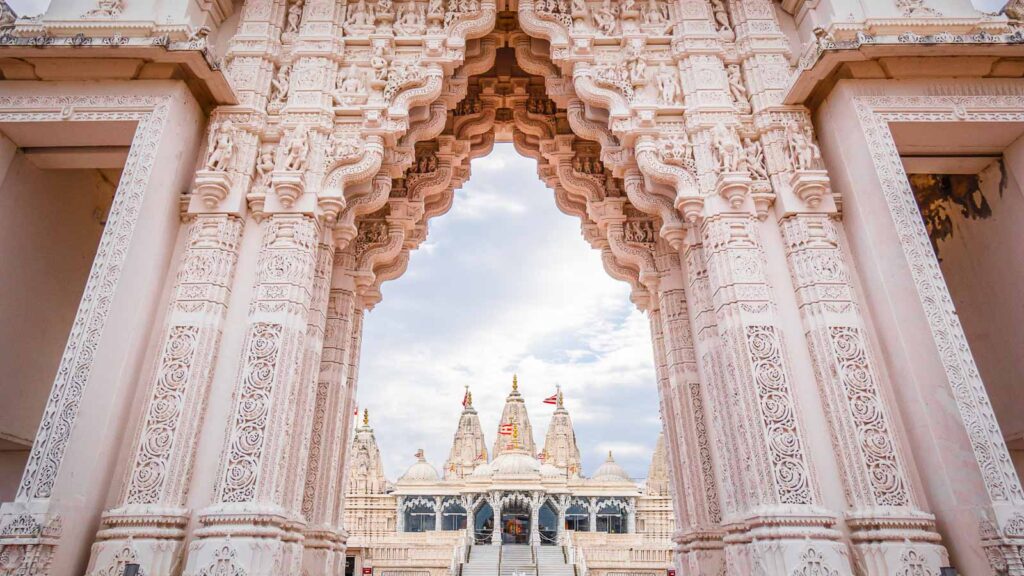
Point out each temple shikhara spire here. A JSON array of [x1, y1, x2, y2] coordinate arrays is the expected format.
[[492, 374, 537, 457], [1, 0, 1021, 574], [542, 385, 582, 477], [443, 386, 488, 479]]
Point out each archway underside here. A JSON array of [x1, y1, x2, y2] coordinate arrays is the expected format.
[[17, 1, 1020, 576]]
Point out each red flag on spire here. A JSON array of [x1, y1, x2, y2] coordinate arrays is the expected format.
[[498, 423, 514, 436], [543, 393, 558, 405], [462, 389, 469, 408]]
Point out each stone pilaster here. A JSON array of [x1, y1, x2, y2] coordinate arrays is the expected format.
[[696, 212, 848, 573], [86, 214, 244, 576], [183, 213, 322, 576], [301, 286, 357, 576], [777, 212, 949, 572], [656, 274, 727, 573]]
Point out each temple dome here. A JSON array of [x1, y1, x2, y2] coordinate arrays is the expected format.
[[399, 449, 439, 482], [470, 461, 494, 478], [591, 451, 631, 482], [540, 462, 565, 479], [490, 450, 541, 477]]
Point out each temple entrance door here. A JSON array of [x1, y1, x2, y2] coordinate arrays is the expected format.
[[474, 503, 493, 545], [501, 503, 531, 544]]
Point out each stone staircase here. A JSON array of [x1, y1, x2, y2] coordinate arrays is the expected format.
[[536, 546, 575, 576], [461, 544, 499, 576], [500, 544, 535, 576], [458, 545, 575, 576]]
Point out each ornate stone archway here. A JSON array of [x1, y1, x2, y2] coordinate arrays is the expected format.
[[1, 0, 1022, 575]]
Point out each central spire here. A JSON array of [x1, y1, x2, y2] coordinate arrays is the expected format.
[[493, 374, 537, 457]]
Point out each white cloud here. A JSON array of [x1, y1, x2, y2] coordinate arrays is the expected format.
[[360, 144, 661, 481]]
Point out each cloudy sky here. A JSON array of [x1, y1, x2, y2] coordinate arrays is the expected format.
[[358, 145, 661, 480]]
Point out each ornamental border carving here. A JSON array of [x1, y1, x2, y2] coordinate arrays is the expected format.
[[0, 93, 173, 502], [853, 89, 1024, 514]]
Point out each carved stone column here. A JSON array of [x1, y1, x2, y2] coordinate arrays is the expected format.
[[777, 210, 949, 572], [530, 494, 541, 546], [588, 497, 597, 533], [435, 497, 444, 532], [695, 211, 848, 573], [396, 496, 406, 533], [490, 493, 502, 545], [655, 264, 727, 573], [85, 214, 244, 576], [182, 213, 323, 576], [301, 285, 357, 576]]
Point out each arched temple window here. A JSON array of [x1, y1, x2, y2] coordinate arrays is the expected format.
[[474, 502, 494, 544], [539, 502, 558, 544], [565, 501, 589, 532], [441, 499, 467, 531], [596, 499, 628, 534], [403, 498, 436, 532]]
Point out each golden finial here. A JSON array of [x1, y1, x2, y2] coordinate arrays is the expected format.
[[512, 373, 519, 392], [607, 450, 614, 460], [511, 422, 520, 449], [363, 408, 369, 426]]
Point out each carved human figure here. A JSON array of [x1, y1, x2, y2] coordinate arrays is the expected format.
[[205, 120, 234, 172], [622, 0, 637, 12], [571, 0, 587, 12], [371, 45, 390, 81], [428, 0, 444, 16], [711, 122, 744, 173], [661, 133, 693, 167], [626, 50, 647, 86], [285, 0, 303, 33], [787, 122, 822, 170], [279, 126, 310, 172], [256, 148, 275, 187], [594, 0, 618, 35], [346, 0, 375, 27], [337, 64, 365, 96], [270, 63, 291, 104], [642, 0, 668, 24], [743, 137, 769, 180], [710, 0, 733, 39], [726, 64, 748, 107], [655, 64, 681, 105], [395, 2, 425, 35]]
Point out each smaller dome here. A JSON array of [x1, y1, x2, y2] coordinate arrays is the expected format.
[[490, 451, 541, 477], [540, 463, 564, 479], [591, 451, 631, 482], [470, 461, 494, 478], [400, 449, 439, 482]]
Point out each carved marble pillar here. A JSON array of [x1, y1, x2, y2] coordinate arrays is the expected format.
[[627, 499, 637, 534], [588, 497, 597, 533], [555, 497, 567, 545], [302, 285, 357, 576], [182, 213, 322, 576], [695, 212, 849, 573], [530, 494, 541, 546], [777, 212, 949, 572], [655, 268, 727, 572], [396, 496, 406, 533], [435, 497, 444, 532], [490, 494, 502, 545], [85, 214, 244, 576]]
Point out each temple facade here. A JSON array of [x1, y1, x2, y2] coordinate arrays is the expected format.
[[1, 0, 1024, 574], [341, 380, 676, 575]]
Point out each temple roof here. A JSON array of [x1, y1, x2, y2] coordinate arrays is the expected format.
[[644, 432, 671, 496]]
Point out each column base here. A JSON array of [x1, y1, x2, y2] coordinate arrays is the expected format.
[[0, 500, 62, 576], [301, 525, 348, 576], [846, 511, 949, 575], [722, 507, 852, 575], [86, 506, 190, 576], [183, 503, 306, 576], [675, 529, 726, 576]]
